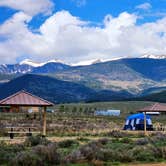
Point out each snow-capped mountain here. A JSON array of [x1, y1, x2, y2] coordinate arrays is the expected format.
[[0, 63, 33, 74], [20, 59, 66, 67], [71, 57, 126, 66], [71, 59, 103, 66], [0, 54, 166, 75], [1, 56, 166, 99], [19, 59, 43, 67], [141, 54, 166, 59], [0, 59, 69, 74]]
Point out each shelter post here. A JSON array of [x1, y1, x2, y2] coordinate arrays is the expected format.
[[43, 106, 47, 136], [144, 112, 147, 136]]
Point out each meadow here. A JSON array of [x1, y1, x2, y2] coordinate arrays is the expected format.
[[0, 101, 166, 166], [0, 101, 156, 137]]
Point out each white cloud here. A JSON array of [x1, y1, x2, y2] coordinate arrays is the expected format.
[[0, 0, 54, 16], [136, 2, 152, 10], [0, 10, 166, 64]]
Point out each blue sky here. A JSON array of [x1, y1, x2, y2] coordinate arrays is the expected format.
[[1, 0, 166, 27], [55, 0, 165, 22], [0, 0, 165, 64]]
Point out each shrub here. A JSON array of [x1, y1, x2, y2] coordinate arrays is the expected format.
[[33, 143, 61, 165], [24, 135, 50, 147], [66, 141, 102, 163], [135, 138, 149, 145], [107, 130, 130, 138], [131, 146, 156, 162], [120, 137, 133, 144], [77, 137, 90, 142], [101, 148, 133, 162], [116, 150, 133, 162], [0, 142, 25, 164], [58, 139, 79, 148], [0, 127, 6, 137], [10, 151, 42, 166], [150, 133, 166, 144], [0, 149, 15, 164], [11, 143, 61, 166], [65, 149, 84, 163], [98, 138, 109, 145]]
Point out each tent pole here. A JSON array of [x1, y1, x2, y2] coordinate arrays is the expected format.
[[43, 107, 46, 136], [144, 112, 147, 136]]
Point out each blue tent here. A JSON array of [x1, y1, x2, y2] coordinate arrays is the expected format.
[[123, 113, 153, 131]]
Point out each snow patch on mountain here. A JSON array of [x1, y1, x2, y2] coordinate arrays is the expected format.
[[20, 59, 65, 67], [71, 57, 127, 66], [20, 59, 43, 67], [141, 54, 166, 59], [71, 59, 103, 66]]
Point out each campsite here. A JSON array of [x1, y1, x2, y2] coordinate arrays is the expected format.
[[1, 93, 166, 165], [0, 0, 166, 165]]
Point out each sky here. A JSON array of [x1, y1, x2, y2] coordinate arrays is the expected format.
[[0, 0, 166, 64]]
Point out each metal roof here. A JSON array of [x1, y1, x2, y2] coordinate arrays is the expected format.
[[0, 90, 54, 106], [138, 103, 166, 112]]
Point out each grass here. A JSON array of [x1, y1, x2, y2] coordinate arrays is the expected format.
[[1, 101, 166, 138], [0, 101, 166, 165], [1, 133, 166, 165]]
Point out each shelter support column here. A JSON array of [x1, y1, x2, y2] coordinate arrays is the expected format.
[[144, 112, 147, 136], [43, 107, 46, 136]]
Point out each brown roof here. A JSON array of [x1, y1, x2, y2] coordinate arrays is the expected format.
[[138, 103, 166, 112], [0, 90, 54, 106]]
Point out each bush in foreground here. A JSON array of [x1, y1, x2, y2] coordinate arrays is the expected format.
[[2, 134, 166, 165]]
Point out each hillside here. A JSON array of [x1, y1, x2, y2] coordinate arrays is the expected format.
[[0, 58, 166, 96], [0, 74, 132, 103], [138, 90, 166, 103], [32, 62, 71, 73], [0, 74, 95, 103], [122, 58, 166, 81], [54, 58, 166, 94]]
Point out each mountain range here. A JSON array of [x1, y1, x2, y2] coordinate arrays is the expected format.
[[0, 54, 166, 103], [0, 74, 132, 103]]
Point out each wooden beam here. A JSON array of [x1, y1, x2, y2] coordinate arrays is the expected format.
[[144, 112, 147, 136], [42, 107, 46, 136]]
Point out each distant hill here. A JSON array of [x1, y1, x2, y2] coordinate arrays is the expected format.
[[0, 74, 132, 103], [0, 74, 95, 103], [0, 57, 166, 97], [0, 64, 33, 74], [122, 58, 166, 81], [53, 58, 166, 94], [0, 59, 71, 74], [141, 86, 166, 96], [54, 58, 166, 94], [32, 62, 71, 73], [137, 90, 166, 103]]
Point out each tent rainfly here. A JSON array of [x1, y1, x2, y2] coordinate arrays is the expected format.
[[124, 113, 153, 131], [0, 90, 54, 136], [138, 103, 166, 135]]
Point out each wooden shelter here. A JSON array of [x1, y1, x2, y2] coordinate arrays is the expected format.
[[0, 90, 54, 136], [138, 103, 166, 135]]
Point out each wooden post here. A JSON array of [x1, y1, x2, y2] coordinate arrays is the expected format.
[[144, 112, 147, 136], [43, 107, 46, 136]]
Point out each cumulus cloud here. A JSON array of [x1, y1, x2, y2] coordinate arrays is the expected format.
[[0, 0, 54, 16], [0, 10, 166, 64], [136, 2, 152, 10]]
